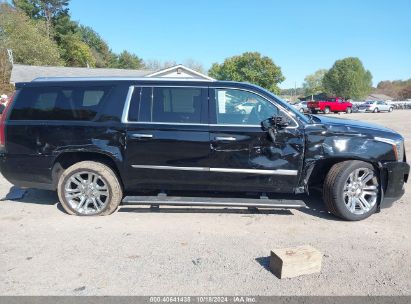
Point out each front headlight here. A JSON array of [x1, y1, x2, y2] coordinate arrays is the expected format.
[[396, 140, 405, 162], [374, 137, 404, 161]]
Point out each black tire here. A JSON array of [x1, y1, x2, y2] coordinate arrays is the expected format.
[[324, 107, 331, 114], [299, 108, 305, 113], [323, 160, 379, 221], [389, 107, 393, 112], [346, 107, 352, 114], [373, 107, 379, 113], [57, 161, 123, 216]]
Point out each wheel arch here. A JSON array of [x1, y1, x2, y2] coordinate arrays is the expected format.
[[51, 151, 123, 190], [307, 157, 380, 186], [305, 157, 384, 210]]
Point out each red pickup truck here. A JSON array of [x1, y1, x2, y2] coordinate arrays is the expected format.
[[307, 97, 352, 114]]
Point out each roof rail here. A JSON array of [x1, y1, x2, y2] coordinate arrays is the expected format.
[[32, 76, 215, 82]]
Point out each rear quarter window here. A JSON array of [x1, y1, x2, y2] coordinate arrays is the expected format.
[[10, 86, 112, 121]]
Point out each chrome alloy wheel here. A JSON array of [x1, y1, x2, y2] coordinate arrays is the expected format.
[[343, 168, 378, 215], [64, 171, 110, 215]]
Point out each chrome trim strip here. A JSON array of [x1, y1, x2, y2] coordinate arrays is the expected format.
[[209, 168, 298, 175], [131, 165, 209, 172], [131, 165, 298, 175], [121, 86, 135, 123], [373, 136, 396, 145], [215, 136, 237, 141], [131, 133, 153, 139], [121, 86, 300, 129]]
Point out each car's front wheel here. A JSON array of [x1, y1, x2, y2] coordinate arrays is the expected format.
[[346, 107, 352, 114], [324, 107, 331, 114], [57, 161, 123, 216], [323, 161, 379, 221]]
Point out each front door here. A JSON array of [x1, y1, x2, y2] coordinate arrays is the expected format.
[[123, 86, 210, 192], [208, 88, 304, 193]]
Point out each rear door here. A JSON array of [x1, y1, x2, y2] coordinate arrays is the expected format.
[[207, 88, 304, 193], [123, 85, 211, 191]]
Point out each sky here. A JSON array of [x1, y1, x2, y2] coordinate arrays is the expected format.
[[69, 0, 411, 88]]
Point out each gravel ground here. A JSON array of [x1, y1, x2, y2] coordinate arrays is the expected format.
[[0, 111, 410, 296]]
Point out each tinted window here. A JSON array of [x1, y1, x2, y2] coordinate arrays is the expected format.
[[10, 86, 112, 121], [152, 87, 203, 123], [215, 89, 279, 125]]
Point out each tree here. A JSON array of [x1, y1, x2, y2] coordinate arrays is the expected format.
[[0, 3, 62, 66], [115, 51, 144, 69], [12, 0, 40, 18], [323, 57, 372, 99], [399, 85, 411, 100], [303, 69, 327, 97], [208, 52, 284, 94], [59, 34, 95, 67], [12, 0, 69, 37], [78, 25, 114, 68]]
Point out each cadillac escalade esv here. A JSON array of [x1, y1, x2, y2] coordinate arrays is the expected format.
[[0, 78, 409, 221]]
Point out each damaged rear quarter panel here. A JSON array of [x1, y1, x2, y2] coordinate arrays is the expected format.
[[4, 120, 126, 185]]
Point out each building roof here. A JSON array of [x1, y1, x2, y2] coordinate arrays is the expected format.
[[10, 64, 152, 83], [10, 64, 213, 83], [146, 64, 214, 81], [366, 93, 394, 101]]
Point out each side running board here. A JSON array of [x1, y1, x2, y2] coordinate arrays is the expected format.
[[122, 195, 306, 209]]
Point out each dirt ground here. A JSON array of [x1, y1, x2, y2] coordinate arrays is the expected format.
[[0, 111, 410, 296]]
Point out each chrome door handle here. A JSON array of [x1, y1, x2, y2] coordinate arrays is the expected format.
[[130, 133, 153, 139], [215, 136, 237, 141]]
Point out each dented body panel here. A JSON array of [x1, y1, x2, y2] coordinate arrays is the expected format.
[[0, 79, 408, 210]]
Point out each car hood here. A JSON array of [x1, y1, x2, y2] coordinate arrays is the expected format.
[[312, 115, 403, 140]]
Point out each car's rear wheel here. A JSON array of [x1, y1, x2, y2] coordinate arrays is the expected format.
[[324, 107, 331, 114], [389, 107, 393, 112], [57, 161, 123, 216], [323, 161, 379, 221]]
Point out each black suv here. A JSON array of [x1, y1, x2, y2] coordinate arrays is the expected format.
[[0, 78, 409, 220]]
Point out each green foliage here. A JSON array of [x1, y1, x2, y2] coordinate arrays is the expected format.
[[13, 0, 69, 37], [0, 3, 62, 66], [115, 51, 144, 69], [208, 52, 285, 94], [323, 57, 372, 99], [303, 69, 327, 95], [12, 0, 40, 18], [59, 34, 96, 67], [78, 25, 114, 68]]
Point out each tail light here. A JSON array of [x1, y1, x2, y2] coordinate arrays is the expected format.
[[0, 93, 15, 151]]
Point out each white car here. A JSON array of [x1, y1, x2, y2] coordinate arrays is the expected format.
[[236, 102, 255, 114], [358, 101, 393, 113], [293, 101, 309, 113]]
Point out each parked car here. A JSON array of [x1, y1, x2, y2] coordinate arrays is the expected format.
[[307, 97, 353, 114], [358, 101, 394, 113], [235, 101, 255, 114], [292, 101, 309, 113], [0, 78, 409, 221]]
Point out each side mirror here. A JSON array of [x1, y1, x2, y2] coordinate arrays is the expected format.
[[261, 116, 289, 131]]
